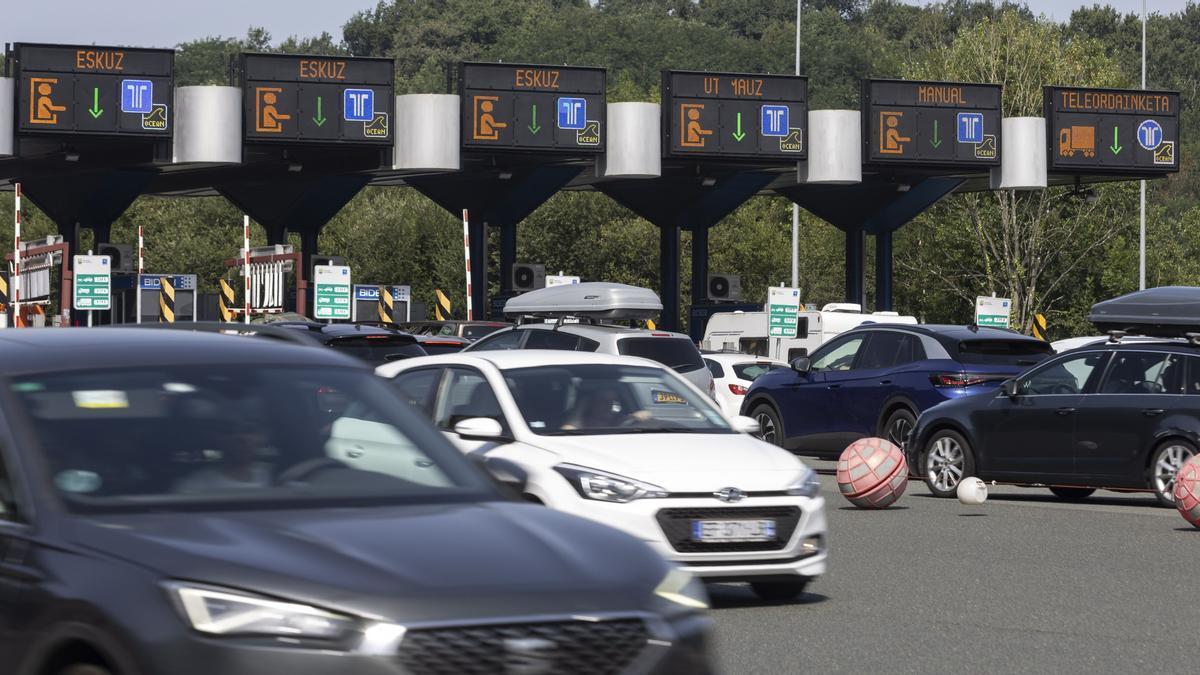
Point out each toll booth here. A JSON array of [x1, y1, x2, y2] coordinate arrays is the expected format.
[[352, 285, 412, 323], [110, 274, 198, 323]]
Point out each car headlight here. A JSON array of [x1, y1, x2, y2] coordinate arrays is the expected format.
[[654, 567, 709, 611], [554, 464, 669, 503], [164, 582, 356, 639], [786, 467, 821, 498]]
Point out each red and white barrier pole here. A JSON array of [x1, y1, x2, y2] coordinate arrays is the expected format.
[[462, 209, 473, 321], [13, 183, 21, 327], [138, 225, 144, 275], [243, 216, 251, 324]]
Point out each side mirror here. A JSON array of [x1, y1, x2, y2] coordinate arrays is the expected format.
[[730, 415, 761, 435], [454, 417, 505, 441], [469, 454, 528, 495], [790, 356, 812, 375], [1000, 379, 1019, 399]]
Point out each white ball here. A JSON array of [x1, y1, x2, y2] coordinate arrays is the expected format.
[[956, 477, 988, 505]]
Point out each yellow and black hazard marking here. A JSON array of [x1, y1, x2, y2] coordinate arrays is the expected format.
[[378, 287, 395, 324], [1032, 313, 1048, 341], [434, 289, 452, 321], [219, 278, 236, 322], [0, 272, 9, 312], [159, 276, 175, 323]]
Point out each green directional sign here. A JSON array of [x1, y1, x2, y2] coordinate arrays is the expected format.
[[314, 265, 352, 320], [768, 286, 801, 339], [73, 255, 112, 310]]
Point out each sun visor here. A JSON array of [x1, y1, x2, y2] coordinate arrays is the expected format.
[[1088, 286, 1200, 337], [504, 282, 663, 320]]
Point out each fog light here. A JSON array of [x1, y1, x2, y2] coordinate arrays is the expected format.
[[801, 535, 823, 554]]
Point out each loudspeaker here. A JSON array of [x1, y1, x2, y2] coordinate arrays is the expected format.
[[511, 263, 546, 291], [707, 274, 742, 301]]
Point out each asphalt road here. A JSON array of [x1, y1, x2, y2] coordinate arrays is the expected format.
[[709, 459, 1197, 674]]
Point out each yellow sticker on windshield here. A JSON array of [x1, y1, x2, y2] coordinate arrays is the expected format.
[[72, 390, 129, 409], [652, 390, 687, 405]]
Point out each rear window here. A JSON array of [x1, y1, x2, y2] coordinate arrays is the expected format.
[[329, 336, 427, 365], [954, 339, 1052, 366], [617, 337, 705, 373], [732, 362, 785, 381], [463, 324, 506, 340]]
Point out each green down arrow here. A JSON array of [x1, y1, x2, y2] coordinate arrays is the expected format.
[[88, 87, 103, 119], [732, 112, 746, 142], [313, 96, 327, 127], [930, 119, 942, 148], [529, 104, 541, 134], [1109, 126, 1123, 155]]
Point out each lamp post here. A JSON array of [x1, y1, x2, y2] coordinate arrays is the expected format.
[[791, 0, 801, 289], [1139, 0, 1147, 290]]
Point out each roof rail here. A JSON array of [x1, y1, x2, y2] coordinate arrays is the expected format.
[[1106, 329, 1126, 343]]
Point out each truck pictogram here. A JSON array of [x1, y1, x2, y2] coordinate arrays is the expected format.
[[1058, 125, 1095, 158]]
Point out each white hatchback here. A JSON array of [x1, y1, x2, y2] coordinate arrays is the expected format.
[[702, 353, 789, 418], [377, 350, 827, 601]]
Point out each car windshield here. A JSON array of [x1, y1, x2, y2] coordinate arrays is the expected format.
[[328, 336, 426, 365], [732, 362, 785, 381], [616, 337, 706, 373], [503, 364, 732, 436], [12, 365, 494, 513], [954, 339, 1053, 366]]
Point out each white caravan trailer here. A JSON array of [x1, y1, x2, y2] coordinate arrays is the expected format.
[[702, 303, 918, 362]]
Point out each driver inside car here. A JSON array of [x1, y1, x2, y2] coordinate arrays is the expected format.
[[175, 422, 273, 492], [562, 385, 651, 430]]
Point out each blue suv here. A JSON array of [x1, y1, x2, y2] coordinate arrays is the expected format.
[[741, 325, 1052, 456]]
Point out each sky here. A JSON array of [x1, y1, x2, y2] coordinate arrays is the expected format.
[[0, 1, 1193, 50]]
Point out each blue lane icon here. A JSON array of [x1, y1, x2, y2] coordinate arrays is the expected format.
[[761, 105, 789, 137], [121, 80, 153, 114], [557, 98, 586, 130], [1137, 119, 1163, 150], [957, 112, 983, 143], [344, 89, 374, 122]]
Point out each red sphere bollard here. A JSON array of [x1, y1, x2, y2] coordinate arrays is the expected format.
[[836, 437, 908, 509], [1173, 455, 1200, 528]]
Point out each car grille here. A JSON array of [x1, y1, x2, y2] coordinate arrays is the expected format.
[[656, 506, 802, 553], [396, 618, 647, 675]]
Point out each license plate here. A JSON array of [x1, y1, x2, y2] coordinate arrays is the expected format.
[[691, 519, 776, 542]]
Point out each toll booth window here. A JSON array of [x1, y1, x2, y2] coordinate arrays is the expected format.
[[9, 366, 491, 510], [796, 317, 809, 339]]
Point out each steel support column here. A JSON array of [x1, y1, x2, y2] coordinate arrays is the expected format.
[[691, 224, 708, 306], [846, 228, 865, 308], [499, 222, 518, 295], [468, 217, 488, 320], [875, 230, 893, 311], [660, 225, 681, 331]]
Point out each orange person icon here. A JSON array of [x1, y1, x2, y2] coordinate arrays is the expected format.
[[473, 96, 506, 141], [880, 111, 910, 154], [29, 77, 66, 125], [680, 104, 712, 148], [255, 87, 290, 133]]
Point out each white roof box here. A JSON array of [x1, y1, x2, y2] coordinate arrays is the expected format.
[[821, 303, 863, 313], [504, 282, 662, 320]]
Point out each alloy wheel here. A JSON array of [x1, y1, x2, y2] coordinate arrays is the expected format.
[[887, 416, 912, 448], [927, 436, 965, 493], [755, 412, 776, 445], [1153, 443, 1195, 503]]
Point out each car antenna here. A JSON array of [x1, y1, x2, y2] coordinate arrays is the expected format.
[[1106, 330, 1126, 344]]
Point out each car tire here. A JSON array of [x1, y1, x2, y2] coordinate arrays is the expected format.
[[59, 666, 114, 675], [750, 579, 809, 602], [750, 404, 784, 448], [922, 429, 976, 498], [880, 407, 917, 448], [1048, 486, 1095, 501], [1148, 439, 1197, 507]]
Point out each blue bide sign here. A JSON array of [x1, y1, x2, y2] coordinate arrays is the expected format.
[[761, 105, 789, 137], [1137, 119, 1163, 150], [557, 98, 586, 130], [121, 80, 153, 114], [344, 89, 374, 122], [957, 112, 984, 143]]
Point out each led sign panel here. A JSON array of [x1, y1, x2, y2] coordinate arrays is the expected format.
[[460, 63, 606, 153], [662, 70, 808, 160], [1044, 86, 1180, 174], [863, 79, 1001, 167]]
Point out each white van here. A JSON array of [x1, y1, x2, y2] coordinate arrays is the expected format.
[[702, 303, 918, 362]]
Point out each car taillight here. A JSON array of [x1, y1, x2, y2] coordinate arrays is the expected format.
[[930, 373, 990, 387], [729, 383, 748, 396]]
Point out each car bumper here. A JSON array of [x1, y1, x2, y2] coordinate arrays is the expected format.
[[547, 493, 828, 582]]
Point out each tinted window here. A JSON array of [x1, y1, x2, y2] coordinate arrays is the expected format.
[[1100, 352, 1184, 394], [786, 348, 808, 361], [470, 329, 524, 351], [328, 336, 426, 365], [390, 368, 442, 414], [617, 337, 705, 373], [1019, 352, 1107, 395], [857, 332, 915, 370], [739, 338, 769, 357], [433, 368, 507, 433], [811, 335, 866, 372], [1187, 356, 1200, 395], [462, 324, 506, 340], [704, 359, 725, 379], [524, 330, 582, 351], [0, 447, 18, 521], [732, 362, 785, 381], [955, 339, 1052, 366]]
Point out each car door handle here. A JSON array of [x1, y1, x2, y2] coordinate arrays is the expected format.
[[827, 384, 841, 390], [1056, 407, 1076, 416], [879, 380, 892, 385], [1142, 408, 1165, 417]]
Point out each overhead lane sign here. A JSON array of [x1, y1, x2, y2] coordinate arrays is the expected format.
[[239, 53, 393, 144], [1044, 86, 1179, 174], [460, 62, 606, 153], [863, 79, 1001, 168], [662, 70, 808, 160], [13, 43, 173, 137]]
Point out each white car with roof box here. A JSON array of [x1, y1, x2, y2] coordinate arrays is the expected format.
[[466, 282, 716, 397], [377, 350, 828, 601]]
